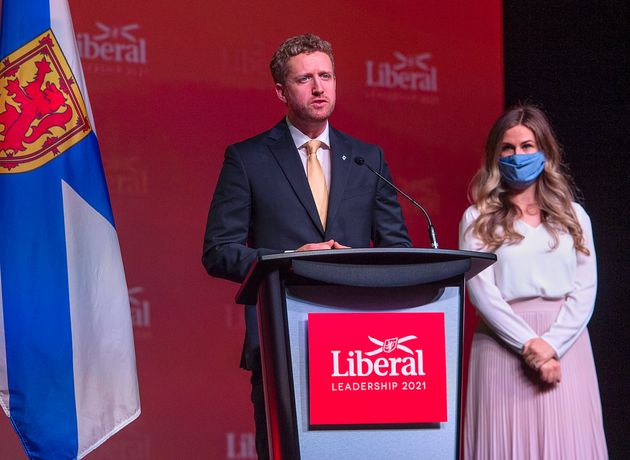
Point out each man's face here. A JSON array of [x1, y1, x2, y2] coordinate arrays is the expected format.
[[275, 51, 336, 134]]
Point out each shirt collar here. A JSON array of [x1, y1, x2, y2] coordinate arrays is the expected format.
[[286, 116, 330, 150]]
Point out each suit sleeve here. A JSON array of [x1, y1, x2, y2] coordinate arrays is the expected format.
[[371, 150, 412, 248], [202, 145, 280, 283]]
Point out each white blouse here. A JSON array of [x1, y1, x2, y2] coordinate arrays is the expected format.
[[459, 203, 597, 357]]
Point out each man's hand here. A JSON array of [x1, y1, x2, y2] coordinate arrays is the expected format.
[[296, 240, 350, 251], [522, 337, 556, 370]]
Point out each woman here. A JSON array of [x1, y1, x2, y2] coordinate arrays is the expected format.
[[459, 104, 607, 459]]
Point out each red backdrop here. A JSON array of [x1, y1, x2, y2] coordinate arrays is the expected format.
[[0, 1, 503, 458]]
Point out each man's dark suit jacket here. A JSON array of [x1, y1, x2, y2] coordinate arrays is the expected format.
[[202, 118, 411, 368]]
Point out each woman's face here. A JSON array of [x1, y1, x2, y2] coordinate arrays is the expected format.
[[499, 124, 538, 157]]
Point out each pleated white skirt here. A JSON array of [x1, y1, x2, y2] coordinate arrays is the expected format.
[[464, 298, 608, 460]]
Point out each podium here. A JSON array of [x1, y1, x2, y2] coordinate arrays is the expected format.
[[237, 248, 495, 460]]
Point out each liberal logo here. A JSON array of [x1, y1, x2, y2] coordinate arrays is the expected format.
[[331, 334, 425, 377], [0, 31, 91, 173], [129, 286, 151, 329], [77, 22, 147, 64], [308, 312, 447, 425], [366, 51, 438, 92], [367, 335, 417, 355]]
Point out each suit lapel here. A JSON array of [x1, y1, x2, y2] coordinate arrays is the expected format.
[[326, 127, 353, 233], [267, 120, 325, 235]]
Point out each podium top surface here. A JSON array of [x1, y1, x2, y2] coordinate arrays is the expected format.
[[236, 247, 495, 304]]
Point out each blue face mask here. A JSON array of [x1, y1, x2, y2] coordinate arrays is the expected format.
[[498, 152, 545, 189]]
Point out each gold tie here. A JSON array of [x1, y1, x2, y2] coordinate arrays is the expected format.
[[304, 139, 328, 229]]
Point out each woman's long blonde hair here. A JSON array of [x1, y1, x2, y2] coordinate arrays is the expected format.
[[468, 104, 589, 254]]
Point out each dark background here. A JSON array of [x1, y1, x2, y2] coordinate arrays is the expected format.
[[504, 2, 629, 457]]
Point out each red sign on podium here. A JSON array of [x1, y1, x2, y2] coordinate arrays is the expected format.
[[308, 312, 447, 425]]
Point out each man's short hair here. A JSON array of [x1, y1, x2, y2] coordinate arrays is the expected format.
[[270, 33, 334, 84]]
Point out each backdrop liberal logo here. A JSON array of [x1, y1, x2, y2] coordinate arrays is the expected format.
[[308, 312, 447, 426], [366, 51, 438, 92], [226, 432, 256, 459], [77, 22, 147, 64], [129, 286, 152, 340]]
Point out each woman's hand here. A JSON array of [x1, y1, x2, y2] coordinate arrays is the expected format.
[[522, 337, 556, 370], [538, 358, 561, 384]]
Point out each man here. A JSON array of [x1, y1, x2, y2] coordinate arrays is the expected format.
[[202, 33, 411, 459]]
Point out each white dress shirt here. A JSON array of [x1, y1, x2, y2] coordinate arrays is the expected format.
[[459, 202, 597, 357], [286, 118, 331, 189]]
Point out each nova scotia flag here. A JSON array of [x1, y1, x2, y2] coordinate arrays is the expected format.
[[0, 0, 140, 458]]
